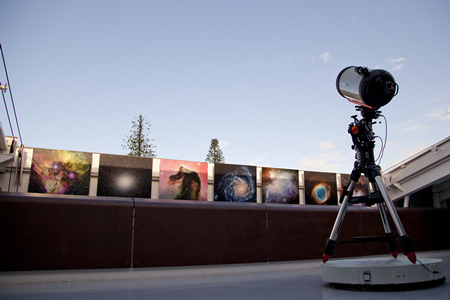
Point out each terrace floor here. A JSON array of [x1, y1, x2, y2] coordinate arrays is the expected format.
[[1, 250, 449, 300]]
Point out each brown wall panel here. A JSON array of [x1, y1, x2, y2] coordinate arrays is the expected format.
[[356, 207, 450, 257], [133, 199, 268, 267], [0, 193, 133, 271], [396, 208, 450, 252], [266, 205, 364, 261], [1, 193, 449, 272], [357, 207, 398, 256]]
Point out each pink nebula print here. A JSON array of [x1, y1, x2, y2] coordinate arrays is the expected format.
[[28, 149, 91, 195], [159, 159, 208, 201]]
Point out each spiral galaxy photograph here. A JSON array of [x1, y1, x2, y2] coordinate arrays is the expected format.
[[261, 167, 299, 204], [97, 154, 152, 198], [159, 159, 208, 201], [28, 148, 91, 195], [304, 171, 337, 205], [214, 163, 257, 202]]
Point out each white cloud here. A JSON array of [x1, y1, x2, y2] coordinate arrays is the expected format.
[[286, 57, 293, 60], [391, 64, 403, 72], [391, 116, 423, 129], [401, 125, 423, 132], [248, 155, 266, 165], [382, 57, 407, 72], [415, 91, 450, 108], [319, 141, 335, 151], [320, 52, 332, 63], [298, 51, 310, 60], [386, 143, 430, 167], [390, 116, 430, 133], [297, 154, 343, 172], [297, 141, 345, 172], [297, 157, 327, 170], [428, 107, 450, 121], [219, 140, 229, 148], [302, 51, 332, 62], [385, 58, 407, 64]]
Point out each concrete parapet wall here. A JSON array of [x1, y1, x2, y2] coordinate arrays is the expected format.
[[1, 193, 449, 272]]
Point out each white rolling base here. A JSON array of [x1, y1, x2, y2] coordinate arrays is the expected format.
[[321, 257, 445, 286]]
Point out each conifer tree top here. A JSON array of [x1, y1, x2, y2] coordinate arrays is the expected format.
[[205, 138, 225, 163]]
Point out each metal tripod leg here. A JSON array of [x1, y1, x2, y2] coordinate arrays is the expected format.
[[322, 180, 355, 263], [372, 182, 398, 257], [322, 175, 416, 264], [374, 176, 416, 263], [377, 203, 398, 257]]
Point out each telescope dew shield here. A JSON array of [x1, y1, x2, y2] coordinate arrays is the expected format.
[[336, 66, 398, 109]]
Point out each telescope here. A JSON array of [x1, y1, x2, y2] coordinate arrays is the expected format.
[[322, 65, 416, 265], [336, 66, 398, 109]]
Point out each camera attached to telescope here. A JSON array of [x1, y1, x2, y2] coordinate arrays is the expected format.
[[336, 66, 398, 109]]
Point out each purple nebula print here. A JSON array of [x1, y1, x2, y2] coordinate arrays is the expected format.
[[262, 168, 299, 204]]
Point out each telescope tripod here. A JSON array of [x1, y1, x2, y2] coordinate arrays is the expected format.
[[322, 107, 416, 264]]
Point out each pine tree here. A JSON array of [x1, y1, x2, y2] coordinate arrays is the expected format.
[[122, 115, 156, 157], [205, 138, 225, 163]]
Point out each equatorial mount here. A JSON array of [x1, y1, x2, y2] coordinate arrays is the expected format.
[[322, 106, 416, 265], [348, 106, 382, 182]]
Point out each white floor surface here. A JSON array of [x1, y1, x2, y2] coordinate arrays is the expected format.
[[1, 250, 449, 300]]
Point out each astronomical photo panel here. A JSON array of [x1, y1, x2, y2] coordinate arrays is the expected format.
[[261, 167, 299, 204], [304, 171, 337, 205], [214, 163, 257, 202], [159, 159, 208, 201], [97, 154, 152, 198], [28, 148, 91, 195], [340, 173, 370, 206]]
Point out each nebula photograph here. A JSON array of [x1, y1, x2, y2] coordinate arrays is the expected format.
[[261, 167, 299, 204], [340, 173, 370, 206], [97, 154, 152, 198], [214, 163, 257, 202], [28, 148, 91, 195], [159, 159, 208, 201], [304, 171, 337, 205]]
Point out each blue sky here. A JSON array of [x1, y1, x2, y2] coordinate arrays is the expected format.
[[1, 0, 449, 173]]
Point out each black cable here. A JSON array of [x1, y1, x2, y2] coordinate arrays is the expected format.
[[0, 43, 23, 145], [1, 89, 15, 139], [374, 135, 384, 163], [15, 144, 25, 192], [416, 258, 440, 274], [375, 114, 388, 165], [382, 114, 388, 155], [1, 87, 15, 192]]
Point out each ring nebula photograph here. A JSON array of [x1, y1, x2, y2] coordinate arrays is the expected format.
[[261, 167, 299, 204], [28, 148, 91, 195], [304, 171, 337, 205], [214, 163, 257, 202]]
